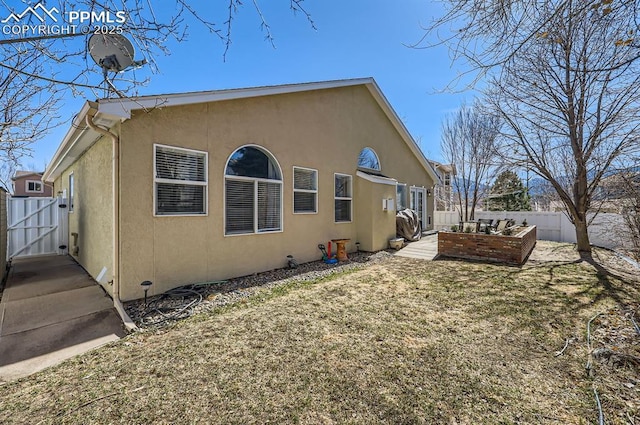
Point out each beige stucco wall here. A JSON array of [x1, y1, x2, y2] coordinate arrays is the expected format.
[[354, 175, 397, 252], [53, 133, 114, 295], [118, 85, 435, 300]]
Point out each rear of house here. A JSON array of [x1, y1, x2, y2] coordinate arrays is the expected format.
[[44, 78, 438, 302]]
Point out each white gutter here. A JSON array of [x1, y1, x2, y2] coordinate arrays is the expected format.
[[42, 102, 94, 183], [85, 114, 137, 332]]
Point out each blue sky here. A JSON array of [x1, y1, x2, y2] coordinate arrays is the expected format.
[[9, 0, 473, 170]]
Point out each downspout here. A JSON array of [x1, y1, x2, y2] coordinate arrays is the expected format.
[[85, 114, 138, 331]]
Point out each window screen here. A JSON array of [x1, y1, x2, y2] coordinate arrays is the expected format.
[[225, 146, 282, 234], [154, 145, 207, 215], [293, 167, 318, 213], [334, 174, 352, 222]]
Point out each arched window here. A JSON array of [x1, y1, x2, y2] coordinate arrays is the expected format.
[[225, 146, 283, 235], [357, 147, 381, 171]]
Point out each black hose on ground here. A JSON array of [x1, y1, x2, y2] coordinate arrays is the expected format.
[[140, 282, 225, 326]]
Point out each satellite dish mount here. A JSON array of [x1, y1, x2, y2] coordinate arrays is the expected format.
[[88, 33, 146, 97]]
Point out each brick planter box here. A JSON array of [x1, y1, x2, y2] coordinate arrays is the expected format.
[[438, 225, 537, 265]]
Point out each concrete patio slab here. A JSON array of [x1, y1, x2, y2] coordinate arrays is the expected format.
[[0, 310, 124, 380], [0, 255, 126, 382], [2, 255, 95, 302], [1, 285, 114, 336]]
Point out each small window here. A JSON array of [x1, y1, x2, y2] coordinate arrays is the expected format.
[[357, 147, 381, 171], [396, 183, 407, 211], [225, 145, 283, 235], [68, 173, 74, 212], [444, 173, 451, 186], [334, 173, 352, 222], [293, 167, 318, 214], [26, 180, 43, 193], [154, 144, 208, 216]]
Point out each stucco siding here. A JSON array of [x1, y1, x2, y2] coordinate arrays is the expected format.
[[53, 134, 113, 294], [118, 85, 434, 300]]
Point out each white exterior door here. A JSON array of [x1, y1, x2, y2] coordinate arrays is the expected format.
[[7, 196, 68, 259], [410, 186, 427, 231]]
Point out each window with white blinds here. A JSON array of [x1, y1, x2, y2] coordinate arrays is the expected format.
[[293, 167, 317, 214], [225, 146, 282, 235], [154, 144, 208, 216], [334, 173, 352, 222]]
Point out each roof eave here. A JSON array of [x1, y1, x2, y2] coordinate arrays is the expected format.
[[362, 81, 442, 186], [97, 78, 377, 120], [43, 101, 121, 183]]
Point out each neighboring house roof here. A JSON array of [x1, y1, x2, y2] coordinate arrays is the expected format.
[[43, 78, 440, 184], [12, 171, 44, 180], [428, 160, 455, 176]]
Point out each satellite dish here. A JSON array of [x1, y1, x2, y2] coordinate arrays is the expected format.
[[88, 33, 136, 73]]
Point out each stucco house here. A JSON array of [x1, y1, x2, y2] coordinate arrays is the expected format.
[[42, 78, 439, 306], [11, 171, 53, 197]]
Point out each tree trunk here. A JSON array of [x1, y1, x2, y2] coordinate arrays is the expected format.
[[574, 218, 592, 254]]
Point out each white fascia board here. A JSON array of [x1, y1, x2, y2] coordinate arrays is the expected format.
[[43, 101, 95, 182], [363, 81, 442, 186], [356, 170, 398, 186], [43, 102, 121, 183], [97, 78, 376, 119]]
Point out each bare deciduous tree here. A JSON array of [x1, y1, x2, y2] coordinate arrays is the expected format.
[[0, 0, 315, 166], [0, 43, 60, 173], [422, 0, 640, 254], [481, 0, 640, 254], [441, 100, 501, 221]]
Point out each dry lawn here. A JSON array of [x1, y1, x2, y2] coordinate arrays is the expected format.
[[0, 241, 638, 424]]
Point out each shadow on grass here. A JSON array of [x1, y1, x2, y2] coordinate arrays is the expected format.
[[578, 251, 640, 307]]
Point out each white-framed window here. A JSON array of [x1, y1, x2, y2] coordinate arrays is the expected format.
[[225, 145, 283, 235], [154, 144, 208, 216], [357, 147, 381, 171], [334, 173, 352, 223], [68, 173, 75, 213], [26, 180, 44, 193], [293, 167, 318, 214], [396, 183, 407, 211], [444, 172, 451, 186]]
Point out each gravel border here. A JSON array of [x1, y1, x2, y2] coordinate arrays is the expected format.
[[124, 250, 395, 330]]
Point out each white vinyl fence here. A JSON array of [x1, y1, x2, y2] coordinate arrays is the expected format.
[[434, 211, 633, 250]]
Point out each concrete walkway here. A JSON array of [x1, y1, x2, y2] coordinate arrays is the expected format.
[[0, 255, 126, 382], [394, 233, 439, 260]]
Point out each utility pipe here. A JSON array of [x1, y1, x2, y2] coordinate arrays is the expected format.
[[85, 113, 137, 331]]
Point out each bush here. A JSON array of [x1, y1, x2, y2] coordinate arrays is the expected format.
[[451, 225, 459, 232]]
